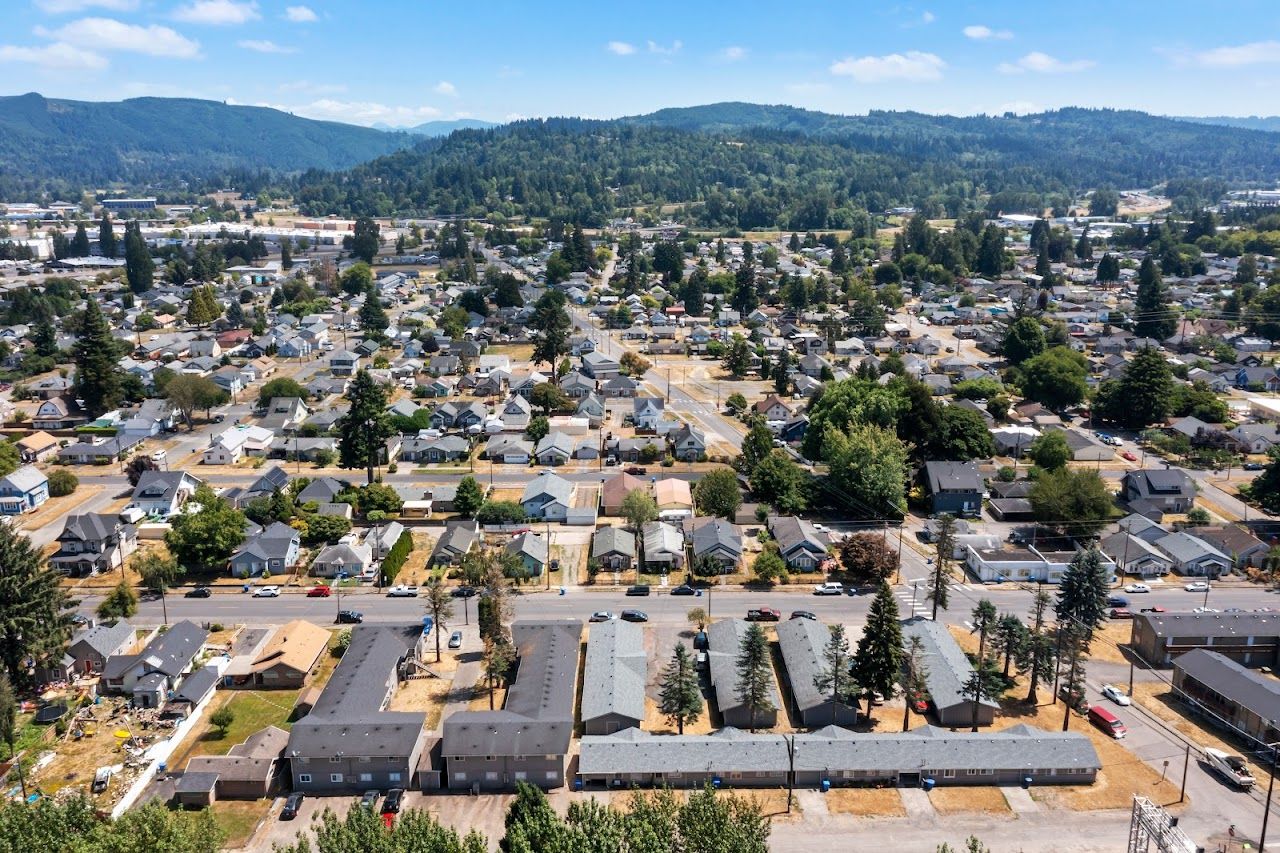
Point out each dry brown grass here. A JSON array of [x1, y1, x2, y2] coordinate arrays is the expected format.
[[744, 788, 801, 819], [489, 488, 523, 504], [1131, 683, 1271, 783], [210, 799, 271, 849], [388, 676, 453, 729], [642, 695, 716, 735], [944, 626, 1175, 812], [468, 681, 507, 712], [824, 787, 907, 817], [394, 531, 441, 585], [17, 486, 103, 533], [928, 786, 1012, 815], [34, 707, 138, 799]]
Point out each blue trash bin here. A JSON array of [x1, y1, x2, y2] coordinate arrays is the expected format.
[[820, 779, 830, 793], [922, 777, 936, 792], [559, 587, 566, 596], [1022, 776, 1032, 789], [711, 776, 721, 789], [573, 778, 583, 791]]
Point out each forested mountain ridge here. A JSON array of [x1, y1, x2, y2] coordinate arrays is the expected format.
[[0, 92, 414, 198], [1175, 115, 1280, 133], [294, 105, 1280, 227]]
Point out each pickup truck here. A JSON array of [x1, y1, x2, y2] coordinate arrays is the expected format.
[[386, 585, 419, 598], [1205, 748, 1256, 788]]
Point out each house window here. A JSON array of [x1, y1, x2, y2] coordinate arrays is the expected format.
[[453, 772, 466, 782], [389, 773, 401, 783], [513, 756, 525, 762], [486, 756, 497, 762], [979, 769, 994, 776], [359, 773, 372, 783], [965, 769, 979, 776], [330, 773, 343, 783], [299, 774, 312, 784], [329, 756, 342, 763], [545, 771, 557, 781], [943, 769, 955, 779], [545, 754, 557, 761]]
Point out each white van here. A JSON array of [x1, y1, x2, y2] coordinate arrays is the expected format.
[[119, 507, 145, 524]]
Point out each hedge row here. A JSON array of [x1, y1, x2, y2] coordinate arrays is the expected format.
[[380, 531, 415, 583]]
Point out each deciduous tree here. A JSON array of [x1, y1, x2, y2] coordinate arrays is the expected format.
[[694, 468, 742, 518], [164, 485, 247, 569]]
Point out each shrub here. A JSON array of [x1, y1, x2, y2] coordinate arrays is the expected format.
[[46, 468, 78, 494], [475, 500, 527, 525], [380, 530, 414, 583]]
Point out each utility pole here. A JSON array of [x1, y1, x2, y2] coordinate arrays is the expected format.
[[1261, 741, 1278, 852]]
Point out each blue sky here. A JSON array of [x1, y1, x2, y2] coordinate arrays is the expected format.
[[3, 0, 1280, 126]]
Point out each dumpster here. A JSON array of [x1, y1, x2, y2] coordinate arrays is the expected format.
[[922, 777, 936, 791]]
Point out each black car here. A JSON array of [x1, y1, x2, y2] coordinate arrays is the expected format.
[[451, 586, 478, 599], [336, 610, 364, 624], [670, 585, 697, 596], [281, 792, 304, 820], [1244, 462, 1265, 471], [626, 585, 651, 597], [746, 608, 781, 622], [844, 586, 860, 596], [359, 790, 380, 810], [185, 586, 212, 598], [620, 609, 649, 623], [790, 610, 817, 621], [382, 788, 404, 815]]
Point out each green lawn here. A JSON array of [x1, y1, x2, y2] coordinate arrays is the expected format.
[[208, 800, 270, 849], [0, 716, 50, 761], [189, 689, 301, 759]]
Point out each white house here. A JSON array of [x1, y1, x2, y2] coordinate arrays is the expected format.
[[203, 426, 275, 465]]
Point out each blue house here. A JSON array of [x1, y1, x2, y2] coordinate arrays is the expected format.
[[922, 461, 983, 517], [227, 521, 301, 578], [0, 465, 49, 514]]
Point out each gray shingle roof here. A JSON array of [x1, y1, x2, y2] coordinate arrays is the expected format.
[[1174, 648, 1280, 719], [924, 461, 982, 494], [579, 723, 1100, 776], [591, 526, 635, 560], [443, 620, 581, 758], [71, 619, 133, 659], [706, 619, 781, 717], [901, 617, 999, 715], [777, 618, 848, 716], [521, 472, 573, 506], [1138, 611, 1280, 640], [581, 621, 646, 726]]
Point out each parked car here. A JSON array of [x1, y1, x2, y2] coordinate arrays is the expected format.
[[813, 582, 844, 596], [1140, 606, 1167, 613], [91, 766, 112, 794], [386, 585, 419, 597], [1205, 748, 1256, 789], [626, 584, 651, 597], [1121, 451, 1137, 462], [336, 610, 363, 624], [1243, 462, 1265, 471], [1101, 684, 1132, 706], [746, 608, 781, 622], [360, 790, 380, 810], [452, 586, 478, 598], [1088, 705, 1127, 739], [909, 692, 929, 713], [1184, 580, 1211, 592], [623, 466, 647, 475], [620, 610, 649, 623], [1124, 583, 1151, 594], [253, 585, 281, 598], [589, 611, 615, 622], [1059, 685, 1090, 713], [281, 792, 304, 820], [670, 585, 697, 596], [381, 789, 404, 815], [1109, 608, 1133, 619], [789, 610, 817, 621], [448, 630, 463, 649], [307, 585, 331, 598], [185, 586, 211, 598]]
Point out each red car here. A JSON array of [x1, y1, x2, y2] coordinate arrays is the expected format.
[[1109, 607, 1133, 619], [1121, 451, 1137, 462], [909, 692, 929, 713], [307, 585, 332, 598]]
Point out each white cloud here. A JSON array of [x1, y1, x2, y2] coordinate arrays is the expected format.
[[646, 39, 681, 55], [606, 40, 636, 55], [433, 81, 458, 97], [963, 24, 1012, 40], [41, 17, 201, 58], [238, 39, 294, 54], [1190, 41, 1280, 68], [920, 11, 935, 24], [998, 51, 1094, 74], [33, 0, 138, 12], [718, 45, 747, 62], [172, 0, 259, 25], [283, 99, 441, 126], [283, 4, 316, 22], [0, 41, 106, 70], [829, 51, 944, 82], [505, 112, 527, 122]]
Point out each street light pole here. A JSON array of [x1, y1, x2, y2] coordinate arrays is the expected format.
[[1261, 740, 1278, 853]]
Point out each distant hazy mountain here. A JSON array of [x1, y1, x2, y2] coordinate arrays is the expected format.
[[0, 92, 415, 194], [1175, 115, 1280, 133], [408, 119, 497, 136]]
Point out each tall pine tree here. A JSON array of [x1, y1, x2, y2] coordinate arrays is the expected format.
[[336, 369, 395, 484], [1134, 256, 1177, 340], [0, 525, 74, 688], [98, 213, 116, 258], [735, 623, 775, 732], [1055, 546, 1110, 646], [852, 582, 904, 723], [657, 643, 703, 734], [72, 298, 123, 416], [70, 223, 90, 257], [124, 221, 154, 294]]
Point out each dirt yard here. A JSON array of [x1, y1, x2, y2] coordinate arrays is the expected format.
[[1131, 682, 1272, 784], [642, 695, 716, 736], [928, 786, 1013, 815], [387, 675, 454, 730], [824, 787, 907, 817]]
